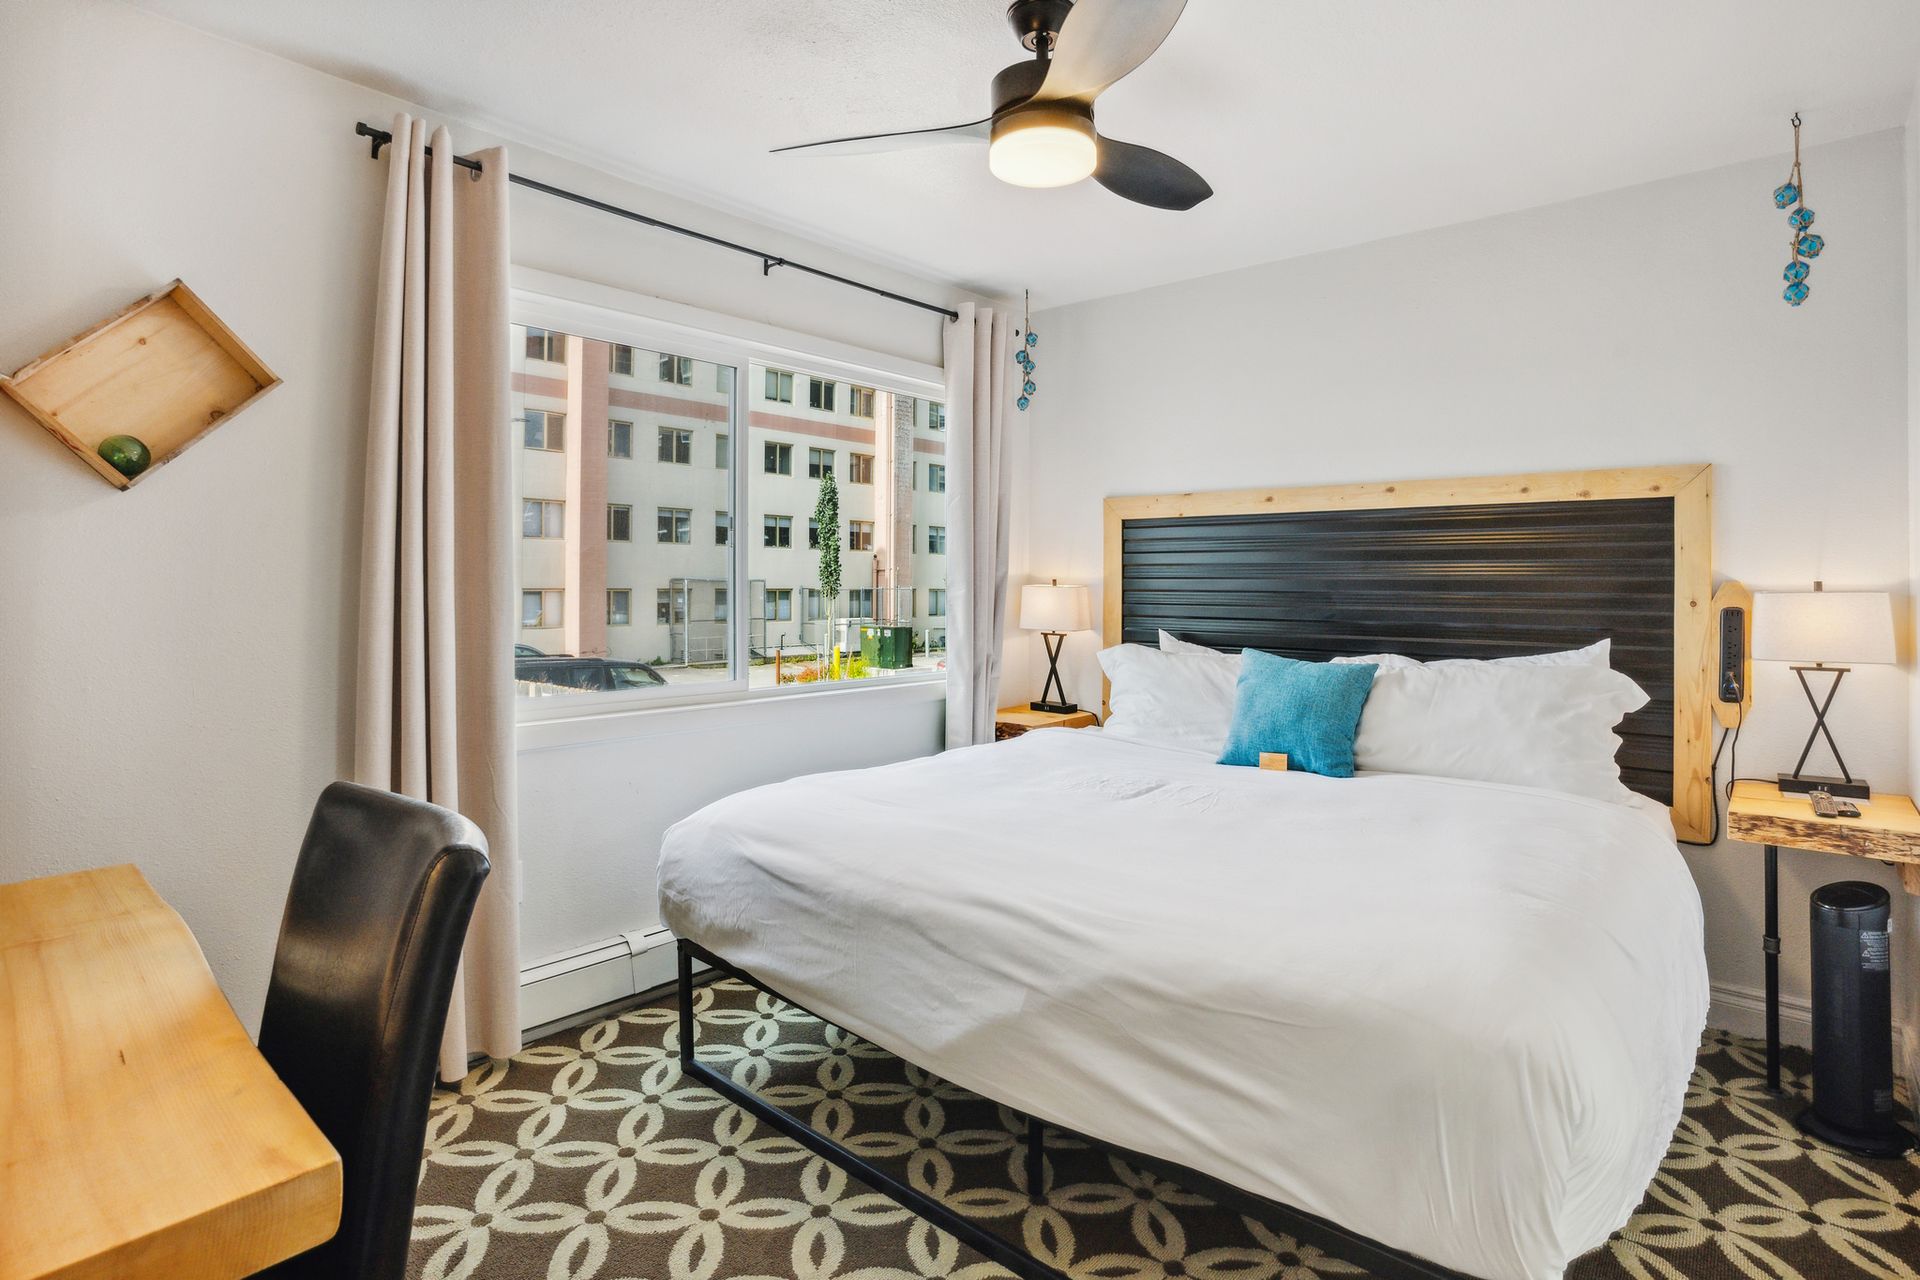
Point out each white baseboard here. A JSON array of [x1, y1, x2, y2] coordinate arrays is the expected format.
[[1708, 980, 1813, 1047], [520, 927, 700, 1040]]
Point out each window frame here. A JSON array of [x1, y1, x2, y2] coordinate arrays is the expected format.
[[607, 587, 632, 625], [511, 268, 944, 723], [608, 418, 634, 458], [657, 425, 693, 465], [607, 503, 633, 542]]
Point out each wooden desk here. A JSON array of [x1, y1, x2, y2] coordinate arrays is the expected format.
[[1727, 781, 1920, 1094], [1, 865, 341, 1280]]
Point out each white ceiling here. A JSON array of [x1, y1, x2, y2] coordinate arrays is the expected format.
[[130, 0, 1920, 306]]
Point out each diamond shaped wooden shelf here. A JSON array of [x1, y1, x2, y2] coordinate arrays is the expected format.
[[1, 279, 280, 490]]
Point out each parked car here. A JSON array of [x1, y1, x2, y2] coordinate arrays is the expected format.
[[515, 655, 665, 692]]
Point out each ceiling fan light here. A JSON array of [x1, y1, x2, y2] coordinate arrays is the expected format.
[[988, 107, 1097, 188]]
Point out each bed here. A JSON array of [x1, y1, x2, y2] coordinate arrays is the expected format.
[[658, 464, 1717, 1280]]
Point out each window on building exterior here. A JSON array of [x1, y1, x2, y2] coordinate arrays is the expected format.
[[522, 588, 562, 628], [808, 378, 835, 412], [850, 385, 874, 418], [928, 463, 946, 493], [764, 515, 792, 548], [765, 369, 794, 403], [656, 587, 686, 625], [927, 402, 945, 431], [658, 427, 692, 464], [804, 588, 826, 621], [524, 409, 565, 451], [807, 518, 820, 550], [715, 434, 729, 469], [808, 447, 834, 479], [764, 442, 792, 475], [608, 504, 633, 542], [767, 588, 793, 621], [608, 588, 632, 625], [928, 588, 947, 617], [849, 520, 873, 552], [715, 587, 729, 623], [525, 328, 566, 363], [927, 525, 947, 555], [715, 511, 730, 545], [609, 419, 633, 458], [609, 344, 634, 375], [523, 499, 564, 539], [658, 353, 693, 384], [847, 588, 874, 617], [849, 452, 874, 485], [657, 507, 691, 544]]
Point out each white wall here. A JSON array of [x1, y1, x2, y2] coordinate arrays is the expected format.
[[1022, 130, 1912, 1036], [0, 0, 1005, 1032]]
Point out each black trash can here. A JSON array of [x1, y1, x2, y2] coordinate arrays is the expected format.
[[1799, 880, 1915, 1157]]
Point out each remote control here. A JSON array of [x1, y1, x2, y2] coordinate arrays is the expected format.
[[1810, 789, 1840, 818]]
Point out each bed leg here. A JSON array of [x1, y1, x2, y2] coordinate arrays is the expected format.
[[1025, 1115, 1046, 1203], [676, 939, 695, 1068]]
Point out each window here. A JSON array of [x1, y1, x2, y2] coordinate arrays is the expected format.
[[807, 517, 820, 550], [763, 515, 792, 548], [850, 385, 875, 418], [847, 588, 874, 617], [808, 447, 834, 479], [656, 588, 685, 625], [927, 525, 947, 555], [767, 588, 793, 621], [658, 353, 693, 384], [522, 499, 564, 539], [715, 587, 729, 623], [607, 588, 632, 625], [808, 378, 835, 412], [928, 588, 947, 617], [804, 588, 827, 621], [715, 434, 729, 469], [524, 409, 565, 451], [658, 427, 692, 464], [928, 463, 947, 493], [525, 328, 565, 363], [849, 520, 873, 552], [608, 419, 633, 458], [764, 442, 792, 475], [849, 452, 874, 485], [522, 588, 562, 628], [927, 402, 945, 431], [715, 511, 731, 545], [608, 504, 633, 542], [765, 369, 794, 403], [609, 344, 634, 375], [657, 507, 691, 544]]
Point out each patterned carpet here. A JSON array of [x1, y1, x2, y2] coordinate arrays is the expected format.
[[410, 978, 1920, 1280]]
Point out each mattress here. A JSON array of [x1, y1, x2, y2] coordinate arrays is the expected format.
[[658, 728, 1708, 1280]]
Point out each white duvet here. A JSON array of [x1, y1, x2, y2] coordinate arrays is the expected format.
[[658, 729, 1708, 1280]]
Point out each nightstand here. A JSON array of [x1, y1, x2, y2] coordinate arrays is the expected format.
[[995, 705, 1098, 740], [1727, 780, 1920, 1092]]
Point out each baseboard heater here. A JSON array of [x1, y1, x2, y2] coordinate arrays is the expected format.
[[520, 926, 702, 1039]]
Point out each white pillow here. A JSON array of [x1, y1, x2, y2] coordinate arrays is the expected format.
[[1431, 638, 1611, 670], [1352, 662, 1649, 803], [1098, 643, 1239, 756], [1331, 652, 1424, 670]]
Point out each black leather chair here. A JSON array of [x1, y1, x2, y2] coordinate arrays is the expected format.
[[256, 781, 491, 1280]]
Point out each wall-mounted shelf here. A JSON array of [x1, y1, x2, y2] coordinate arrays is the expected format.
[[0, 279, 280, 490]]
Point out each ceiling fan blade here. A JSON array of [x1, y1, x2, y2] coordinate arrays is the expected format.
[[772, 118, 991, 157], [1094, 136, 1212, 210], [1032, 0, 1188, 105]]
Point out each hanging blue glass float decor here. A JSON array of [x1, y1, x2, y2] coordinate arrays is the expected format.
[[1775, 113, 1822, 307], [1013, 288, 1038, 411]]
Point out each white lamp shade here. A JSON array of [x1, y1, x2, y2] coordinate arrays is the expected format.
[[1752, 590, 1895, 665], [1020, 582, 1090, 633]]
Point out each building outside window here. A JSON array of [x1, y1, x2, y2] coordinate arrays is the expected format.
[[804, 588, 826, 621], [927, 402, 945, 430], [808, 378, 835, 411], [765, 369, 794, 403], [928, 463, 946, 493], [524, 409, 565, 451], [764, 442, 792, 475], [658, 427, 692, 464], [850, 385, 874, 418], [849, 452, 874, 485], [715, 511, 730, 545], [658, 353, 693, 384], [849, 520, 873, 552], [657, 507, 691, 544], [847, 588, 874, 617], [764, 514, 792, 548], [927, 525, 946, 555], [715, 434, 729, 468], [522, 588, 563, 627], [928, 588, 947, 617], [609, 344, 634, 375], [525, 328, 565, 363], [767, 588, 793, 621], [523, 499, 564, 538], [807, 517, 820, 550], [608, 504, 633, 542], [609, 419, 633, 458], [656, 588, 686, 625], [807, 447, 834, 479], [715, 587, 729, 623], [607, 588, 632, 625]]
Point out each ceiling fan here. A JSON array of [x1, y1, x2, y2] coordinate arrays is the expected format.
[[774, 0, 1211, 211]]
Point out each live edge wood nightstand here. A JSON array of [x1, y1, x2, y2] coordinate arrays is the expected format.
[[995, 705, 1098, 740], [1727, 779, 1920, 1093]]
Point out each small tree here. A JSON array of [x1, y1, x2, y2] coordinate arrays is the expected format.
[[813, 469, 842, 617]]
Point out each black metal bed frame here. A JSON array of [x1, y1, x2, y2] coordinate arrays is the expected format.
[[676, 939, 1473, 1280]]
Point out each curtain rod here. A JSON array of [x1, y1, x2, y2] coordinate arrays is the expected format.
[[353, 122, 962, 323]]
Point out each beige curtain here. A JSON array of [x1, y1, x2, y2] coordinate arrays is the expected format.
[[943, 302, 1014, 748], [354, 114, 520, 1082]]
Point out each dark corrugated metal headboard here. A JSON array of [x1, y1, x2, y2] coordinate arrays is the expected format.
[[1101, 467, 1715, 838]]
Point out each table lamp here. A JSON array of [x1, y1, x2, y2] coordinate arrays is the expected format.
[[1753, 584, 1895, 799], [1020, 579, 1091, 714]]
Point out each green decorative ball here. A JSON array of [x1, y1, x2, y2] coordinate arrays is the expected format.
[[97, 434, 152, 479]]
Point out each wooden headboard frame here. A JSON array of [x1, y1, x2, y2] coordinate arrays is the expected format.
[[1102, 465, 1715, 841]]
